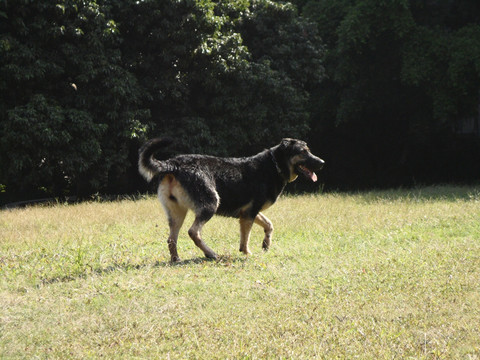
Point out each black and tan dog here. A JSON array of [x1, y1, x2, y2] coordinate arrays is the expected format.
[[139, 138, 324, 262]]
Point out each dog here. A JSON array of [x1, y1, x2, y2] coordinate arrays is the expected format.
[[139, 137, 324, 262]]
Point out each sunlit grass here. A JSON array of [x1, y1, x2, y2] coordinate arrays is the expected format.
[[1, 186, 480, 358]]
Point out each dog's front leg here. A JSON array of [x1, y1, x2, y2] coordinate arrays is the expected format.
[[239, 217, 254, 255], [254, 212, 274, 251]]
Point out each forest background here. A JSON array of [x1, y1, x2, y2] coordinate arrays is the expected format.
[[1, 0, 480, 204]]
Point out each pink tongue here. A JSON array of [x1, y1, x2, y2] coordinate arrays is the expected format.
[[300, 166, 318, 182], [304, 167, 317, 182]]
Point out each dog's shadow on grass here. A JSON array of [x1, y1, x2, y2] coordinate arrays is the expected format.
[[155, 254, 248, 267], [39, 255, 247, 287]]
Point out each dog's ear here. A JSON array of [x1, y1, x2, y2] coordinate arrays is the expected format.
[[279, 138, 294, 148]]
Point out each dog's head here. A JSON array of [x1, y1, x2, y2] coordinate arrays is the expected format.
[[273, 138, 325, 183]]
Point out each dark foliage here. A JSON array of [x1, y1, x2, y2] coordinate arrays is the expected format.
[[0, 0, 324, 203], [1, 0, 479, 204], [301, 0, 480, 189]]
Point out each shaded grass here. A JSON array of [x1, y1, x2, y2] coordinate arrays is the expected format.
[[1, 186, 480, 358]]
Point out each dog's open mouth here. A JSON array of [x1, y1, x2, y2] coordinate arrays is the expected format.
[[297, 165, 318, 182]]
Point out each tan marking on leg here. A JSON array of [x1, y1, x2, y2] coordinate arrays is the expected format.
[[239, 217, 254, 255], [255, 212, 274, 251], [166, 205, 187, 262], [157, 175, 193, 262], [261, 201, 273, 211], [235, 201, 253, 219]]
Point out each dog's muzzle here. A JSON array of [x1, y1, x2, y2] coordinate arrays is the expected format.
[[296, 156, 324, 182]]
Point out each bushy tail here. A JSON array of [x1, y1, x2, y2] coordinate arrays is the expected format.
[[138, 138, 173, 182]]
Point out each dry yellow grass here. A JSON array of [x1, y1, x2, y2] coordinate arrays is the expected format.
[[1, 186, 480, 358]]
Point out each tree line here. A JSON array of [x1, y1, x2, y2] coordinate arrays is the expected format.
[[1, 0, 479, 204]]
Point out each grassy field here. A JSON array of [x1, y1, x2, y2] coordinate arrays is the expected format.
[[1, 186, 480, 359]]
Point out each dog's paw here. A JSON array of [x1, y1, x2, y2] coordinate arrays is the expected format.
[[239, 247, 252, 256], [205, 252, 218, 260]]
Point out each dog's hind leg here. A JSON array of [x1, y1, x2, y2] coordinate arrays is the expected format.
[[162, 171, 219, 260], [239, 217, 254, 255], [188, 211, 218, 260], [158, 174, 188, 262], [165, 205, 187, 263], [255, 212, 274, 251], [187, 181, 220, 260]]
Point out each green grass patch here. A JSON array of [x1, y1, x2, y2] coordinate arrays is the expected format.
[[1, 186, 480, 358]]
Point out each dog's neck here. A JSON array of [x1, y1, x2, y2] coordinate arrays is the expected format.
[[269, 150, 283, 177]]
